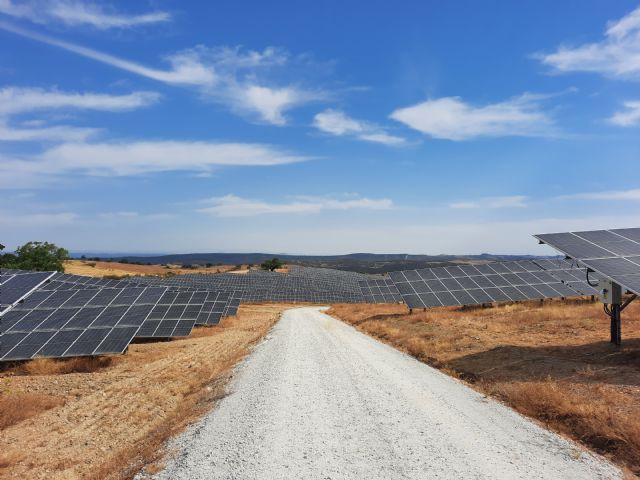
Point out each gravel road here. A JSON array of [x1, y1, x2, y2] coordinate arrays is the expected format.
[[150, 307, 621, 480]]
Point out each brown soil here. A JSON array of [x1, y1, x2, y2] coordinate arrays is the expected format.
[[0, 303, 290, 479], [327, 299, 640, 477]]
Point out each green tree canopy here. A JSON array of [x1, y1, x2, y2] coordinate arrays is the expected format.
[[1, 241, 68, 272], [260, 257, 283, 272]]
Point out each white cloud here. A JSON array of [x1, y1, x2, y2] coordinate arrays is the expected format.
[[558, 189, 640, 201], [535, 6, 640, 79], [230, 84, 324, 126], [0, 87, 159, 142], [357, 132, 406, 146], [0, 23, 325, 124], [449, 196, 528, 209], [0, 87, 160, 115], [0, 210, 77, 227], [0, 141, 309, 186], [0, 120, 98, 141], [0, 0, 170, 29], [608, 100, 640, 126], [390, 94, 554, 140], [198, 194, 393, 217], [313, 109, 406, 145]]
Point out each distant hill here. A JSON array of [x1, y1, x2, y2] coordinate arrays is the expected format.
[[73, 252, 561, 275]]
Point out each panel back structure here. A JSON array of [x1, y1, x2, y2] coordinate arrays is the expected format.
[[534, 228, 640, 296]]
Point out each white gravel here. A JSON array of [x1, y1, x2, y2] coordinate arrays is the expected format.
[[148, 306, 621, 480]]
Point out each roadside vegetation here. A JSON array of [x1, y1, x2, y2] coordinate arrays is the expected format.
[[328, 300, 640, 477]]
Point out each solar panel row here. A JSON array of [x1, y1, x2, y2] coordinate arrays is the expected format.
[[388, 260, 590, 309], [0, 286, 168, 361]]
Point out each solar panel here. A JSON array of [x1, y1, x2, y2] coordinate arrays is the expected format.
[[196, 291, 231, 326], [535, 229, 640, 296], [0, 285, 168, 361], [0, 271, 55, 312], [135, 289, 207, 337], [359, 277, 402, 303], [389, 260, 587, 309]]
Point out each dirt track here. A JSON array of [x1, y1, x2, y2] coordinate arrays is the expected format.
[[150, 307, 621, 480]]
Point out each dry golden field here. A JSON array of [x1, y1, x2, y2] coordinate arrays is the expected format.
[[64, 259, 243, 278], [328, 299, 640, 477], [0, 303, 289, 480]]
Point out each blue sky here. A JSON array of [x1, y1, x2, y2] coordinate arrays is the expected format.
[[1, 1, 639, 255]]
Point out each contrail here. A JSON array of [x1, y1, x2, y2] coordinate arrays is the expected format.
[[0, 21, 216, 86]]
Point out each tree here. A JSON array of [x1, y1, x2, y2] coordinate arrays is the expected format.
[[9, 241, 69, 272], [261, 257, 283, 272]]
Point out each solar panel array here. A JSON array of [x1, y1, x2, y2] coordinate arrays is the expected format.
[[359, 277, 402, 304], [388, 260, 590, 309], [535, 228, 640, 296], [0, 267, 247, 361], [128, 266, 371, 304]]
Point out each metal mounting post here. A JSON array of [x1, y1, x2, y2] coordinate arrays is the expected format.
[[610, 304, 621, 346]]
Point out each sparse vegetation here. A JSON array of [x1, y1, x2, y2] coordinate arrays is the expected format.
[[328, 300, 640, 475]]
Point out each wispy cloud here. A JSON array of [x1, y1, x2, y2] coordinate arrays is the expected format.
[[390, 94, 555, 140], [0, 86, 160, 115], [0, 210, 77, 227], [97, 211, 173, 221], [449, 196, 528, 209], [0, 141, 310, 187], [535, 6, 640, 79], [198, 194, 393, 217], [0, 121, 99, 141], [558, 189, 640, 201], [313, 109, 405, 145], [0, 86, 159, 142], [608, 100, 640, 126], [0, 22, 327, 124], [0, 0, 171, 29]]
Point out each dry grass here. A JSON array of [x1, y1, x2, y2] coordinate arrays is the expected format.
[[328, 299, 640, 476], [0, 303, 290, 480], [0, 393, 65, 430], [2, 356, 116, 376], [64, 259, 241, 278]]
